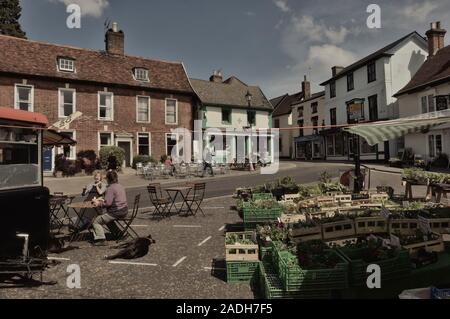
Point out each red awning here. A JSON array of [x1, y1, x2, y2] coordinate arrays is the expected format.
[[44, 129, 77, 146], [0, 107, 48, 126]]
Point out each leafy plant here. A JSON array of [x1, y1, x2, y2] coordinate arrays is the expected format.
[[99, 146, 125, 171]]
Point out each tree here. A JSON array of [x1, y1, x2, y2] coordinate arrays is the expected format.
[[0, 0, 26, 39]]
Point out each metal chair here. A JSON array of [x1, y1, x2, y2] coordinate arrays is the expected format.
[[114, 194, 140, 241], [185, 182, 206, 216], [147, 183, 171, 219]]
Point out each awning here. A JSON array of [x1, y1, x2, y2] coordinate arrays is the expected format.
[[43, 129, 77, 146], [0, 107, 48, 126], [344, 110, 450, 146]]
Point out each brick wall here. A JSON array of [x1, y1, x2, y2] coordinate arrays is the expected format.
[[0, 75, 194, 161]]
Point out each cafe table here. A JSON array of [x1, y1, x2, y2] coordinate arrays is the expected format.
[[67, 201, 103, 243], [165, 186, 193, 215]]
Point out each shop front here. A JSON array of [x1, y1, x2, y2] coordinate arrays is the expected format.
[[294, 135, 325, 160]]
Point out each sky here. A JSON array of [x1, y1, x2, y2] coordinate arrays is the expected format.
[[18, 0, 450, 99]]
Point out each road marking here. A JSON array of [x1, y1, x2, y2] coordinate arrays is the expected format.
[[198, 236, 212, 247], [218, 225, 225, 231], [203, 206, 225, 209], [173, 256, 187, 267], [203, 266, 226, 271], [108, 261, 158, 267], [47, 256, 70, 261], [173, 225, 202, 228]]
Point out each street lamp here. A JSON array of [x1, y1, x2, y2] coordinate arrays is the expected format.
[[245, 90, 254, 171], [346, 98, 365, 193]]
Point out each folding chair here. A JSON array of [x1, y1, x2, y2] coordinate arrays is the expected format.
[[115, 194, 140, 241], [185, 182, 206, 216], [147, 183, 171, 219]]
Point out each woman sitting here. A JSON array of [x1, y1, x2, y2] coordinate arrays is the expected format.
[[91, 170, 128, 245]]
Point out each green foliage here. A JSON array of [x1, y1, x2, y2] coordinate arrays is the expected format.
[[132, 155, 156, 169], [99, 146, 125, 171], [0, 0, 26, 38], [225, 233, 256, 245], [77, 150, 99, 175]]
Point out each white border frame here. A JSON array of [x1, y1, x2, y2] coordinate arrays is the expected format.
[[58, 88, 76, 118], [58, 58, 75, 73], [14, 84, 34, 112], [98, 91, 114, 121], [98, 132, 114, 152], [165, 98, 178, 125], [136, 132, 152, 157], [136, 95, 151, 123]]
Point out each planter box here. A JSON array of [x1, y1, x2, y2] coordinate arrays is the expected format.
[[389, 219, 419, 236], [291, 223, 322, 243], [369, 193, 389, 202], [225, 232, 258, 262], [282, 193, 300, 202], [337, 247, 411, 287], [316, 196, 335, 206], [270, 242, 349, 292], [226, 261, 259, 284], [322, 219, 356, 240], [259, 261, 333, 299], [402, 233, 445, 255], [355, 216, 388, 235]]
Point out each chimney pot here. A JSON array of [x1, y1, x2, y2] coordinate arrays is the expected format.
[[112, 22, 118, 32], [302, 75, 311, 99], [210, 70, 223, 83]]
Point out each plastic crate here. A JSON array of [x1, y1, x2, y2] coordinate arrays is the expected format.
[[242, 205, 282, 224], [270, 242, 349, 292], [252, 193, 274, 200], [431, 287, 450, 299], [226, 261, 259, 284], [259, 261, 333, 299], [337, 247, 411, 287], [259, 245, 272, 261]]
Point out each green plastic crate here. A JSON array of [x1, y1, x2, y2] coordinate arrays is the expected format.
[[259, 261, 333, 299], [226, 261, 259, 284], [242, 205, 282, 224], [252, 193, 274, 200], [259, 245, 272, 261], [271, 242, 349, 292], [337, 247, 412, 287]]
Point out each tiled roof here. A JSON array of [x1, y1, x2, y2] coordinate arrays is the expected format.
[[395, 45, 450, 96], [320, 32, 427, 86], [0, 34, 194, 94], [190, 78, 273, 111], [271, 92, 304, 117]]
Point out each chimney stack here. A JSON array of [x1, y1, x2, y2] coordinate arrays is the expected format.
[[302, 75, 311, 99], [105, 22, 124, 55], [332, 66, 344, 77], [209, 70, 223, 83], [426, 21, 446, 57]]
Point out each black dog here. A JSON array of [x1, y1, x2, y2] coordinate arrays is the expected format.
[[104, 235, 156, 260]]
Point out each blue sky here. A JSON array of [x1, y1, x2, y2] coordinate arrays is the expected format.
[[19, 0, 450, 98]]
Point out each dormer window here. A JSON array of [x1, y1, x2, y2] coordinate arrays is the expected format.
[[58, 58, 75, 72], [134, 68, 149, 82]]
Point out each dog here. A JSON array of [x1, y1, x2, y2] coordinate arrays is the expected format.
[[104, 235, 156, 260]]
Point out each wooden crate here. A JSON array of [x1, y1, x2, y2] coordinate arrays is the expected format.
[[370, 193, 390, 202], [322, 219, 356, 240], [280, 213, 306, 224], [226, 261, 259, 284], [427, 218, 450, 234], [355, 216, 388, 235], [282, 193, 300, 202], [316, 196, 335, 206], [334, 194, 352, 206], [389, 219, 419, 236], [225, 232, 259, 262], [402, 232, 445, 255]]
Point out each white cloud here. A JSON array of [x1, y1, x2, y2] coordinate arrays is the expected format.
[[401, 1, 439, 22], [290, 15, 350, 45], [50, 0, 109, 17], [273, 0, 291, 13]]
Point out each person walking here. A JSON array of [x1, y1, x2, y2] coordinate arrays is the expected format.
[[201, 142, 214, 177]]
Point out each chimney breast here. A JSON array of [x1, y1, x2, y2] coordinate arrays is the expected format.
[[209, 70, 223, 83], [426, 21, 446, 57], [105, 22, 124, 55], [302, 75, 311, 99]]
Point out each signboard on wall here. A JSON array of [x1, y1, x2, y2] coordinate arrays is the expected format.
[[347, 102, 365, 124]]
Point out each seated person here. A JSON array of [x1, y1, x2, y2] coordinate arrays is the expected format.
[[91, 170, 128, 245], [70, 172, 107, 231]]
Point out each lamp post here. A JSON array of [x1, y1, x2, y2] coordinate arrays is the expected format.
[[347, 98, 365, 193], [245, 90, 254, 171]]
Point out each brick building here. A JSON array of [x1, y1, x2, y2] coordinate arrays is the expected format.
[[0, 23, 195, 172]]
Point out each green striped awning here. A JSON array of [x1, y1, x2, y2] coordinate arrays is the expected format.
[[344, 110, 450, 146]]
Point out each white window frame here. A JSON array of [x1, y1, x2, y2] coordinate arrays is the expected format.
[[427, 133, 443, 158], [134, 68, 149, 82], [98, 92, 114, 121], [419, 90, 436, 114], [98, 132, 114, 151], [58, 58, 75, 72], [165, 98, 178, 125], [137, 132, 152, 156], [57, 130, 76, 160], [58, 88, 76, 118], [165, 132, 179, 157], [14, 84, 34, 112], [136, 95, 151, 123]]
